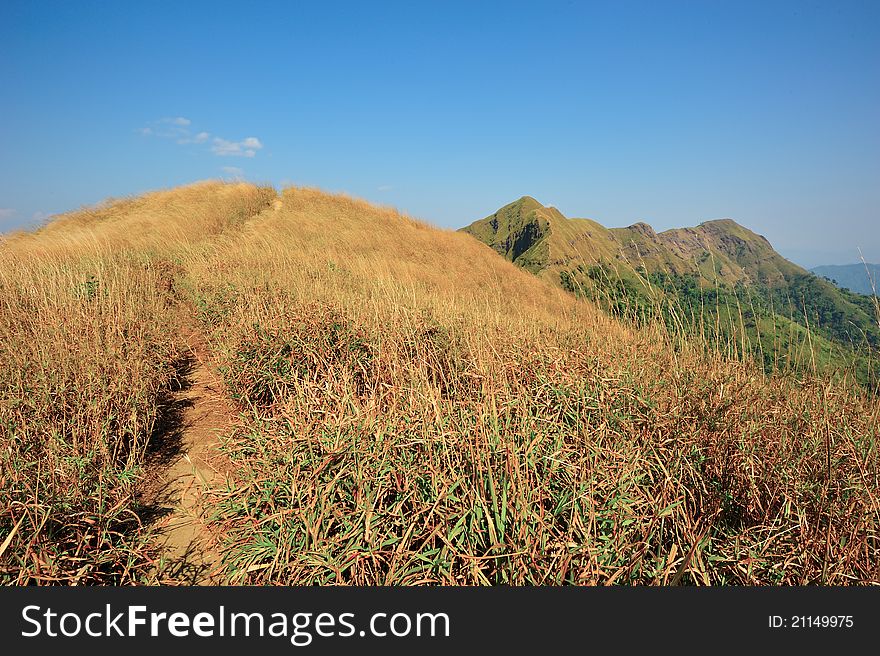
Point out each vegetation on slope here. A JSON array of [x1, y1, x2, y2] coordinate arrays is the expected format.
[[463, 198, 880, 386], [2, 183, 879, 585], [185, 187, 880, 584], [0, 182, 275, 583]]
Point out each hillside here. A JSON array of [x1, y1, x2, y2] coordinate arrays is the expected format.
[[462, 197, 802, 286], [462, 197, 880, 383], [2, 182, 879, 586], [812, 263, 880, 296]]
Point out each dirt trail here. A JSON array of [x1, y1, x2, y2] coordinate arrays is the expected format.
[[243, 195, 283, 231], [144, 196, 282, 584], [145, 328, 235, 585]]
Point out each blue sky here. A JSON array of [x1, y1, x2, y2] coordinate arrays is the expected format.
[[1, 0, 877, 267]]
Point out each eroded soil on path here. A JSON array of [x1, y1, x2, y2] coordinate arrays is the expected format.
[[141, 328, 236, 585]]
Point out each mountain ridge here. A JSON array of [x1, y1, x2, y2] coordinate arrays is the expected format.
[[461, 196, 879, 383], [462, 196, 802, 288]]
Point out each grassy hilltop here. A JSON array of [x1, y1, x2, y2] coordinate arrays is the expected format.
[[1, 182, 879, 585]]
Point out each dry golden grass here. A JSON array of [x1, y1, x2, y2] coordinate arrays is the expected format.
[[0, 181, 274, 583], [1, 181, 878, 585]]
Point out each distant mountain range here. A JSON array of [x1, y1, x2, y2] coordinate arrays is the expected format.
[[462, 196, 879, 384], [811, 263, 879, 296]]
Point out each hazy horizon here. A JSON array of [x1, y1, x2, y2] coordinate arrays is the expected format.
[[2, 0, 877, 269]]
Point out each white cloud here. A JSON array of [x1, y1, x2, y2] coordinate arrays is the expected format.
[[221, 166, 244, 179], [139, 117, 192, 140], [212, 136, 263, 158], [0, 208, 16, 219], [377, 185, 393, 192], [138, 118, 264, 159], [177, 131, 210, 144], [140, 124, 186, 140]]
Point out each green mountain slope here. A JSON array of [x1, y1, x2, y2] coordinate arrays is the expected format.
[[463, 197, 805, 286], [463, 197, 879, 385]]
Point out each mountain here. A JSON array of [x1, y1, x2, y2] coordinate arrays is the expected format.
[[462, 196, 804, 287], [462, 197, 879, 382], [3, 182, 880, 587], [811, 263, 880, 296]]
